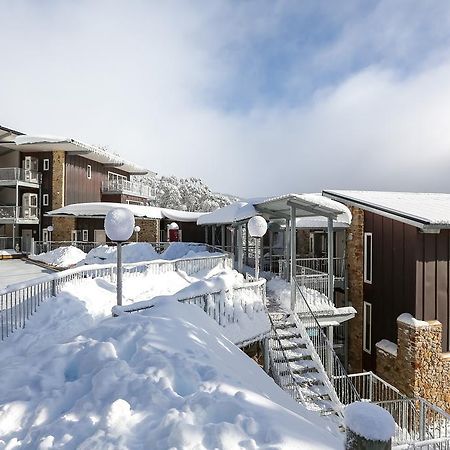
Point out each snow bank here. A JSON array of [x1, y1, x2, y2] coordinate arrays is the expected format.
[[30, 246, 87, 268], [83, 242, 159, 265], [161, 242, 213, 260], [345, 402, 395, 442], [0, 278, 342, 449]]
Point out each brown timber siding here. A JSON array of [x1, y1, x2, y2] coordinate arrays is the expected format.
[[64, 154, 130, 205], [363, 211, 417, 370], [415, 230, 450, 351]]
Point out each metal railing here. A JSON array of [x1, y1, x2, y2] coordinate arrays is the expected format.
[[348, 371, 405, 403], [0, 251, 232, 341], [0, 168, 41, 184], [0, 206, 39, 220], [293, 278, 360, 408], [380, 398, 450, 448], [0, 237, 22, 251], [101, 179, 156, 199], [296, 257, 345, 279]]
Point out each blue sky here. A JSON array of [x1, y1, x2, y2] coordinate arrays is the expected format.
[[2, 1, 450, 197]]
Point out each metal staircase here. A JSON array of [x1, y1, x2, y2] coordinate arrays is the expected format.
[[267, 278, 360, 427]]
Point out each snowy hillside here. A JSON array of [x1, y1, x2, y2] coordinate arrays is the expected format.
[[0, 275, 342, 449]]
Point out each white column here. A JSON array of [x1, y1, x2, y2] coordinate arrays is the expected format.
[[290, 205, 297, 311], [327, 217, 334, 303], [237, 224, 243, 273], [221, 224, 225, 250]]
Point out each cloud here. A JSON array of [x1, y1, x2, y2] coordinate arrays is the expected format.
[[1, 0, 450, 197]]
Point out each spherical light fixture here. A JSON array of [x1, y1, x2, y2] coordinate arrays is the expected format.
[[47, 225, 54, 232], [104, 208, 135, 243], [247, 216, 268, 238], [168, 222, 179, 230], [134, 225, 141, 233]]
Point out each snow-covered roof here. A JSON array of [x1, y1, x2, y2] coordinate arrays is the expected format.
[[0, 134, 149, 175], [198, 193, 351, 226], [296, 215, 349, 229], [47, 202, 206, 222], [323, 190, 450, 230]]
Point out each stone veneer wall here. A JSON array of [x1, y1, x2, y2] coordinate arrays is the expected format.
[[135, 218, 159, 242], [376, 315, 450, 413], [51, 217, 76, 241], [51, 151, 65, 210], [346, 206, 364, 373]]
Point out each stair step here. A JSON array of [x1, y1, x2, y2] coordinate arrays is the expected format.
[[274, 329, 304, 339], [274, 322, 296, 331], [275, 341, 307, 351]]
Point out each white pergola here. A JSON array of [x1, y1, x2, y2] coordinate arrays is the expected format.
[[198, 193, 352, 311]]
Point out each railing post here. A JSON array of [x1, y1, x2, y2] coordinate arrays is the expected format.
[[327, 217, 334, 303], [369, 372, 374, 402], [419, 400, 426, 441], [263, 337, 270, 373]]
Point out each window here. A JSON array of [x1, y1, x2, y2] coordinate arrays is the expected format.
[[363, 302, 372, 353], [43, 159, 50, 171], [42, 194, 49, 206], [82, 230, 89, 242], [364, 232, 372, 284], [108, 171, 127, 183], [42, 229, 49, 243], [87, 165, 92, 179], [71, 230, 78, 242]]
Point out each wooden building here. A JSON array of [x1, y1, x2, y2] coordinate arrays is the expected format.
[[0, 125, 156, 249], [323, 190, 450, 372]]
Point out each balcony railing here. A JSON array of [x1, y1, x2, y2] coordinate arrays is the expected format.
[[0, 168, 41, 184], [101, 180, 156, 199], [0, 206, 39, 221]]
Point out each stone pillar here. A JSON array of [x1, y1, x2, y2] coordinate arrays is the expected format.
[[346, 206, 364, 373], [52, 150, 65, 210], [51, 217, 76, 241], [376, 314, 450, 413], [134, 219, 159, 242]]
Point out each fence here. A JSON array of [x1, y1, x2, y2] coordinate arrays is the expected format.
[[296, 257, 345, 279], [0, 237, 22, 251], [0, 252, 232, 341]]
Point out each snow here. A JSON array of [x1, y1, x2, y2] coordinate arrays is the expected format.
[[197, 201, 257, 225], [0, 271, 342, 449], [198, 194, 351, 226], [104, 207, 135, 242], [344, 402, 395, 442], [14, 135, 68, 145], [397, 313, 429, 328], [324, 190, 450, 227], [47, 202, 206, 222], [30, 246, 87, 268], [0, 249, 19, 256], [296, 215, 349, 229], [376, 339, 398, 356], [83, 243, 160, 265]]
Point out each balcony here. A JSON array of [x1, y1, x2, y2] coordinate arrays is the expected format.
[[101, 179, 156, 199], [0, 206, 40, 224], [0, 168, 41, 187]]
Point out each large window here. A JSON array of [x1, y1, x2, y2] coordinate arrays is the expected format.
[[363, 301, 372, 354], [364, 232, 372, 284], [108, 171, 127, 184]]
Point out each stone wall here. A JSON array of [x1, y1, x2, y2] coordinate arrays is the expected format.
[[51, 217, 76, 241], [51, 151, 65, 210], [346, 206, 364, 373], [135, 218, 159, 242], [376, 314, 450, 413]]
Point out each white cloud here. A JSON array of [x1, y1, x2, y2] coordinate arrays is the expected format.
[[1, 1, 450, 197]]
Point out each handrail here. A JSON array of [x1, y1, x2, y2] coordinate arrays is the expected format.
[[292, 277, 360, 407], [0, 251, 232, 341]]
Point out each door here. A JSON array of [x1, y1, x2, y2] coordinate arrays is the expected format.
[[94, 229, 106, 244], [22, 229, 33, 253]]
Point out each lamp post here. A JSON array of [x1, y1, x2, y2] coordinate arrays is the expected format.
[[104, 208, 135, 306], [247, 216, 268, 281], [134, 225, 141, 242], [46, 225, 54, 252]]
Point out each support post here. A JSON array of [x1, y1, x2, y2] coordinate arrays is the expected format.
[[245, 227, 249, 265], [212, 225, 216, 247], [255, 237, 260, 280], [237, 224, 243, 273], [263, 337, 270, 373], [327, 217, 334, 303], [204, 226, 208, 244], [327, 325, 334, 378], [290, 205, 296, 311], [284, 218, 290, 280], [117, 242, 123, 306], [221, 224, 225, 250]]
